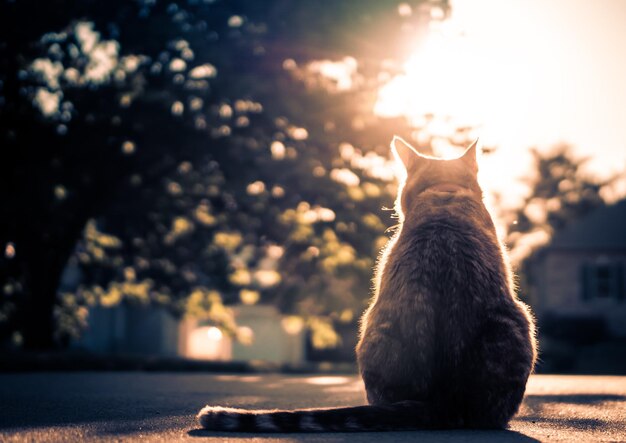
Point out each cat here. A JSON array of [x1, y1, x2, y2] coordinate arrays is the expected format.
[[197, 136, 537, 432]]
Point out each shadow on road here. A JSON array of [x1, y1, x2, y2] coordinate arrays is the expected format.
[[0, 372, 208, 431], [2, 373, 624, 441], [187, 428, 541, 441], [518, 393, 626, 433], [524, 393, 625, 404]]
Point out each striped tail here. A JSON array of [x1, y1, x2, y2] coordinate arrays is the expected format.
[[197, 400, 434, 432]]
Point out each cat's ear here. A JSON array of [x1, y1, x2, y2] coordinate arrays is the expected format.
[[391, 136, 419, 170], [461, 138, 479, 172]]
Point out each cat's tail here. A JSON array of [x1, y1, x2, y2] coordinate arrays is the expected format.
[[197, 400, 435, 432]]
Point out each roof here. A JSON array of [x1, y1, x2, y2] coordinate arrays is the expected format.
[[548, 199, 626, 250]]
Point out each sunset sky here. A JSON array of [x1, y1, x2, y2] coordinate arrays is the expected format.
[[377, 0, 626, 205]]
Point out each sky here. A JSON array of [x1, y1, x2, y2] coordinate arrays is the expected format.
[[452, 0, 626, 171], [377, 0, 626, 206]]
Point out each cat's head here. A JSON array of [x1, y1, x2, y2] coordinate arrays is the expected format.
[[391, 136, 482, 217]]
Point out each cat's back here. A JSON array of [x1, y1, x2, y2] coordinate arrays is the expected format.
[[381, 194, 508, 304]]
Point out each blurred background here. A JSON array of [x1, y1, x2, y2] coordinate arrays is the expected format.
[[1, 0, 625, 373]]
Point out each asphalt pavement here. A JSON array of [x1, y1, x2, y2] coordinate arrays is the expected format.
[[0, 372, 625, 442]]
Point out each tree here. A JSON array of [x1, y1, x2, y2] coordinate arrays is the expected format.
[[502, 145, 615, 303], [0, 0, 449, 348]]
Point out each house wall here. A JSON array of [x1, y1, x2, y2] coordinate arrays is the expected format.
[[534, 250, 626, 337], [231, 305, 305, 364], [178, 304, 305, 364], [80, 303, 305, 363], [78, 304, 179, 355], [124, 306, 179, 355]]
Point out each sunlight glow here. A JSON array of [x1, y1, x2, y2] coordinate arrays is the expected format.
[[307, 57, 358, 92], [375, 23, 531, 135], [376, 0, 626, 209], [375, 14, 536, 208], [330, 168, 360, 187], [398, 3, 413, 17], [206, 326, 223, 341], [186, 326, 231, 360], [304, 376, 350, 386]]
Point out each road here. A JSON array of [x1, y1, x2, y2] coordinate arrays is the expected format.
[[0, 372, 625, 442]]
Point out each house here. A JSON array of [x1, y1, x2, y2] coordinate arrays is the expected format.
[[77, 303, 306, 364], [529, 199, 626, 338], [178, 304, 305, 364], [78, 303, 180, 356]]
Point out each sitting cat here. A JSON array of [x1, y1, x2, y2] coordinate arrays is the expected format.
[[197, 136, 537, 432]]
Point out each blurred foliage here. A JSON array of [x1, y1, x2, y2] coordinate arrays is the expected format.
[[504, 146, 613, 263], [501, 146, 616, 304], [0, 0, 452, 348]]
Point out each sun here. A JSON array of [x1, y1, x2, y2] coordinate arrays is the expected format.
[[375, 20, 536, 210], [376, 32, 483, 128], [375, 8, 538, 144]]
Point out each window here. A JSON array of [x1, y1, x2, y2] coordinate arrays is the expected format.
[[581, 262, 625, 301]]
